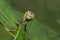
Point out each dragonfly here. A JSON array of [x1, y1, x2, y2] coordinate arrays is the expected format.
[[15, 11, 35, 40], [18, 11, 35, 32]]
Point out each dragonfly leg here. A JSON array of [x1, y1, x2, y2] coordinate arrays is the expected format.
[[23, 23, 27, 32]]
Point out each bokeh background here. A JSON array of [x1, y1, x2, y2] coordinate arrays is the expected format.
[[0, 0, 60, 40], [10, 0, 60, 33]]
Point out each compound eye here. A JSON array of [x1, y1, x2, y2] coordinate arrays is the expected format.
[[25, 11, 35, 19]]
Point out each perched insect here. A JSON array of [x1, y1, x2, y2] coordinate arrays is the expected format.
[[19, 11, 35, 32], [9, 11, 35, 33], [7, 11, 35, 37]]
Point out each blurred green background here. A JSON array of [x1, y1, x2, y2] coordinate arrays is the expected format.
[[0, 0, 60, 40], [10, 0, 60, 33]]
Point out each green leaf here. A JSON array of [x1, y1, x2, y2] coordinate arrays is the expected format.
[[14, 25, 25, 40], [27, 19, 60, 40], [0, 23, 14, 40], [0, 0, 17, 30], [0, 0, 24, 40]]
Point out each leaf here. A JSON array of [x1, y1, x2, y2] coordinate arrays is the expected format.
[[27, 19, 60, 40], [14, 25, 25, 40], [0, 0, 17, 30], [0, 0, 25, 40], [0, 23, 14, 40]]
